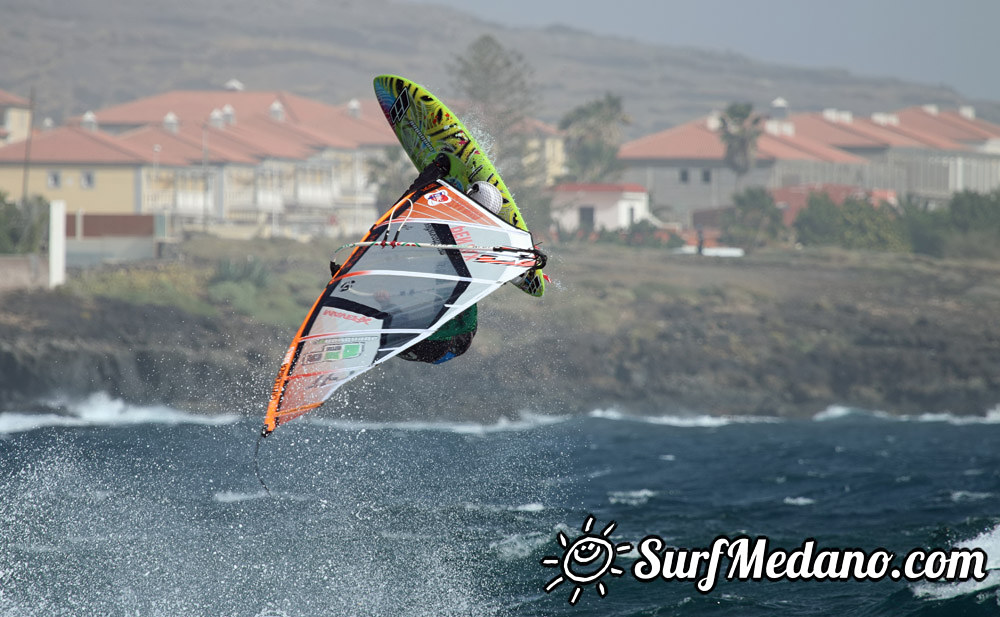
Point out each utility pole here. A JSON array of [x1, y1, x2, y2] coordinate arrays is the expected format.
[[202, 124, 209, 233], [19, 86, 34, 206]]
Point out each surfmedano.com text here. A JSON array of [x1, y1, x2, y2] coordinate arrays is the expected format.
[[632, 535, 989, 593]]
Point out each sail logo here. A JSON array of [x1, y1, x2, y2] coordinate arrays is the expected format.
[[321, 308, 372, 325], [425, 189, 452, 204], [387, 87, 411, 125], [304, 341, 365, 365], [474, 254, 537, 268], [451, 225, 473, 244]]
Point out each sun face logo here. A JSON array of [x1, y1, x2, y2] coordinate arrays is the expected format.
[[541, 515, 633, 605]]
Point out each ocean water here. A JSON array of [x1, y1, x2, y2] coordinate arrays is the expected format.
[[2, 394, 999, 616]]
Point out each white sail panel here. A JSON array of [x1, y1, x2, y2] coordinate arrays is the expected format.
[[263, 181, 542, 434]]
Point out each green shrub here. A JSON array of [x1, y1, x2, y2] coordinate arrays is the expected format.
[[0, 192, 48, 254], [211, 257, 269, 288]]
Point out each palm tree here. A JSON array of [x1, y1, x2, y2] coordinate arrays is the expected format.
[[718, 102, 763, 190]]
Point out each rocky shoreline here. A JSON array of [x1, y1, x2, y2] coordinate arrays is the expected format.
[[2, 246, 999, 421]]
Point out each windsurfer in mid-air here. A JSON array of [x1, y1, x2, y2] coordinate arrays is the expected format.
[[395, 152, 505, 364], [261, 74, 546, 440], [330, 152, 505, 365]]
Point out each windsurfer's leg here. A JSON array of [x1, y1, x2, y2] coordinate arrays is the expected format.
[[399, 338, 450, 364]]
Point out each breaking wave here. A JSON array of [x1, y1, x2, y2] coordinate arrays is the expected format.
[[588, 408, 783, 427], [309, 410, 567, 435], [911, 522, 1000, 601], [0, 392, 240, 434], [814, 404, 1000, 424]]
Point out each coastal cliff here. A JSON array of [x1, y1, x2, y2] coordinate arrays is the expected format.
[[2, 244, 998, 420]]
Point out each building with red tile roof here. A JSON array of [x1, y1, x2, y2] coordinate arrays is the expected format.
[[0, 87, 32, 145], [79, 89, 398, 151], [0, 88, 406, 229], [0, 126, 158, 213], [0, 89, 29, 108], [849, 115, 965, 151], [1, 83, 568, 237], [0, 125, 152, 166], [619, 103, 1000, 224], [939, 108, 1000, 138], [789, 109, 968, 152], [618, 115, 875, 224], [620, 116, 867, 166], [929, 107, 1000, 154], [550, 182, 653, 232], [893, 105, 1000, 153], [117, 124, 259, 166], [779, 111, 886, 154]]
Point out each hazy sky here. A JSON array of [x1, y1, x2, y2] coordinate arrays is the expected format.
[[409, 0, 998, 101]]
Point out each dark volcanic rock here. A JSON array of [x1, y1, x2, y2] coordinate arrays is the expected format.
[[2, 250, 1000, 420]]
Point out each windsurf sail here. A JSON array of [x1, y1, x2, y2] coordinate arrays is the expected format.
[[262, 180, 544, 436]]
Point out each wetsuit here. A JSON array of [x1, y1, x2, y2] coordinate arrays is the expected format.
[[399, 152, 479, 365]]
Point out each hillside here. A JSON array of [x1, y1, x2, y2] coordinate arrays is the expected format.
[[2, 0, 996, 138]]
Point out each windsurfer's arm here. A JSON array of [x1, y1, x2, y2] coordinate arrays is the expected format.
[[404, 152, 466, 195]]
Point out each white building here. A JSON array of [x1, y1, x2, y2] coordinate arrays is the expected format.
[[550, 183, 653, 232]]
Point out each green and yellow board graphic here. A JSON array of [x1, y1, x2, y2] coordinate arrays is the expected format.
[[373, 74, 545, 297]]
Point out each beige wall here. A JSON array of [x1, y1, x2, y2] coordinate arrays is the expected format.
[[2, 107, 32, 144], [0, 165, 138, 213], [523, 136, 566, 186]]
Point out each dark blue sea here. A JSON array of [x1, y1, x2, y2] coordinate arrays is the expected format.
[[2, 394, 999, 616]]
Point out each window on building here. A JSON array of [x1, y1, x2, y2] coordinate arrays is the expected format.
[[679, 168, 689, 184], [46, 170, 61, 188], [702, 169, 712, 184], [628, 206, 636, 227], [80, 171, 95, 189], [579, 206, 595, 231]]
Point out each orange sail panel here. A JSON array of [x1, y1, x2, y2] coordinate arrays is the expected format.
[[263, 181, 538, 435]]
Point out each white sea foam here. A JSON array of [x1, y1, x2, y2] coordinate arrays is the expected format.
[[813, 406, 895, 422], [814, 404, 1000, 424], [912, 522, 1000, 600], [588, 408, 782, 427], [949, 490, 993, 503], [609, 488, 656, 506], [908, 406, 1000, 425], [0, 392, 240, 434], [783, 496, 816, 506], [512, 503, 545, 513], [956, 525, 1000, 569], [490, 531, 550, 560], [309, 410, 567, 435], [212, 491, 270, 503]]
